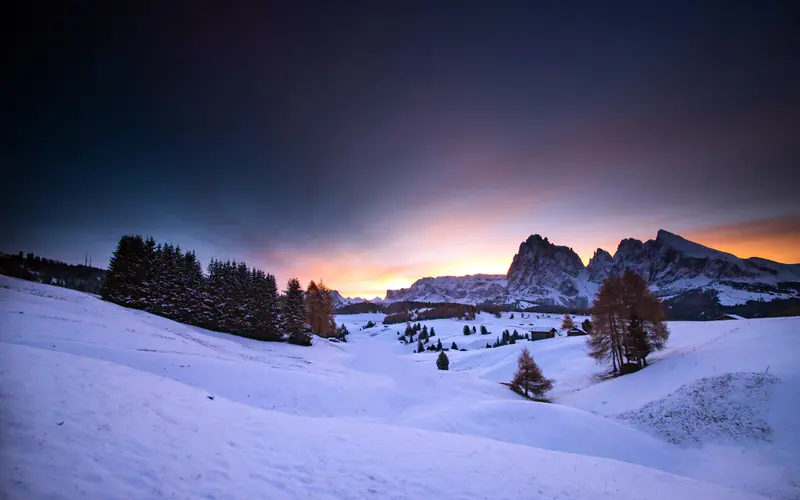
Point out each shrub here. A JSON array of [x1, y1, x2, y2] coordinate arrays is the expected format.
[[437, 351, 449, 370]]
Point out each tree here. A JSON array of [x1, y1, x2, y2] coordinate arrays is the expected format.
[[417, 339, 424, 353], [306, 280, 336, 337], [451, 341, 458, 350], [101, 235, 155, 308], [561, 313, 576, 331], [588, 270, 669, 373], [437, 351, 449, 370], [510, 313, 515, 319], [430, 327, 436, 337], [471, 326, 477, 334], [480, 325, 489, 335], [510, 347, 553, 398], [463, 325, 471, 335], [253, 272, 281, 341], [436, 338, 443, 351], [283, 278, 310, 345], [582, 318, 593, 335]]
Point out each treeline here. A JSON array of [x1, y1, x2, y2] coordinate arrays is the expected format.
[[664, 288, 800, 320], [101, 235, 340, 345], [0, 251, 106, 294]]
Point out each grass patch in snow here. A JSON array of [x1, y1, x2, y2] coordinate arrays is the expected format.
[[618, 372, 779, 446]]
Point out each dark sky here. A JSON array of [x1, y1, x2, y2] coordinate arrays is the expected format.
[[4, 1, 799, 296]]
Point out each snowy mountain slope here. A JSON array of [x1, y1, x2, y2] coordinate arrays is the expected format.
[[1, 276, 797, 499], [384, 274, 507, 304], [383, 230, 800, 307]]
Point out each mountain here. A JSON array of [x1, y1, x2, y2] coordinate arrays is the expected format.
[[383, 230, 800, 308], [506, 235, 596, 308], [384, 274, 507, 304], [329, 289, 369, 308]]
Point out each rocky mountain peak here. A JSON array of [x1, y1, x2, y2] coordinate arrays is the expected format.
[[587, 248, 613, 282]]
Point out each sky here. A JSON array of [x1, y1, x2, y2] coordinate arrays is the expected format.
[[3, 1, 799, 298]]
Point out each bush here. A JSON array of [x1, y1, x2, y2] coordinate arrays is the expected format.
[[437, 351, 449, 370], [364, 320, 376, 329], [463, 325, 471, 335]]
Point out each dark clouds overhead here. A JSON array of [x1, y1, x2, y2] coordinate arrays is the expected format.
[[3, 1, 799, 294]]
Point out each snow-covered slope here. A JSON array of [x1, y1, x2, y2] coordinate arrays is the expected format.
[[383, 230, 800, 307], [2, 276, 797, 499]]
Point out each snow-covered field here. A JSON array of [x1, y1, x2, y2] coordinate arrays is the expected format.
[[1, 276, 798, 499]]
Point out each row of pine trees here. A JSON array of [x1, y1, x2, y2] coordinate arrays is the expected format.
[[100, 235, 338, 345]]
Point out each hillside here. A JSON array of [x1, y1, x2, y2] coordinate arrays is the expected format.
[[2, 276, 798, 499]]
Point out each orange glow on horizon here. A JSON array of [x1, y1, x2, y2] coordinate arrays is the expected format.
[[257, 214, 799, 300]]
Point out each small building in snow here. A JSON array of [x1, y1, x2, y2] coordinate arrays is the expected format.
[[566, 327, 587, 336], [529, 326, 557, 341], [714, 314, 745, 321]]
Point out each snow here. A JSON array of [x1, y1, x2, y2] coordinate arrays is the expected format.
[[2, 276, 798, 499]]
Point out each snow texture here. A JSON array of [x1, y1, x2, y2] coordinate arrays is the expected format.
[[1, 276, 798, 499], [618, 373, 779, 445]]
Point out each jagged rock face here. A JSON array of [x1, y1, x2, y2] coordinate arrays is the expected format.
[[587, 248, 613, 282], [506, 235, 591, 307], [382, 230, 800, 307], [385, 275, 507, 304]]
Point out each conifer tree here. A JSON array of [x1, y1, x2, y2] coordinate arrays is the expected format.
[[561, 313, 576, 331], [480, 325, 489, 335], [436, 338, 443, 351], [463, 325, 471, 335], [437, 351, 449, 370], [101, 235, 155, 309], [430, 327, 435, 337], [253, 272, 281, 341], [588, 270, 668, 372], [471, 326, 477, 334], [417, 339, 424, 353], [451, 341, 458, 350], [283, 278, 309, 345], [306, 280, 337, 337], [511, 347, 553, 398]]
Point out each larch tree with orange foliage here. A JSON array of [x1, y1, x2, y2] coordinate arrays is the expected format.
[[306, 280, 337, 337], [588, 269, 669, 374], [510, 347, 553, 398]]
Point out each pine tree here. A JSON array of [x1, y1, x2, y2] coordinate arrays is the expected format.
[[283, 278, 309, 345], [480, 325, 489, 335], [101, 235, 155, 309], [582, 318, 593, 335], [471, 326, 477, 334], [417, 339, 424, 353], [511, 347, 553, 398], [451, 341, 458, 350], [430, 327, 435, 337], [437, 351, 449, 370], [463, 325, 471, 335], [252, 272, 281, 341], [561, 313, 576, 331], [436, 338, 443, 351]]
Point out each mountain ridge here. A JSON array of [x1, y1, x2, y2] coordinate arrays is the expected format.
[[367, 230, 800, 307]]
